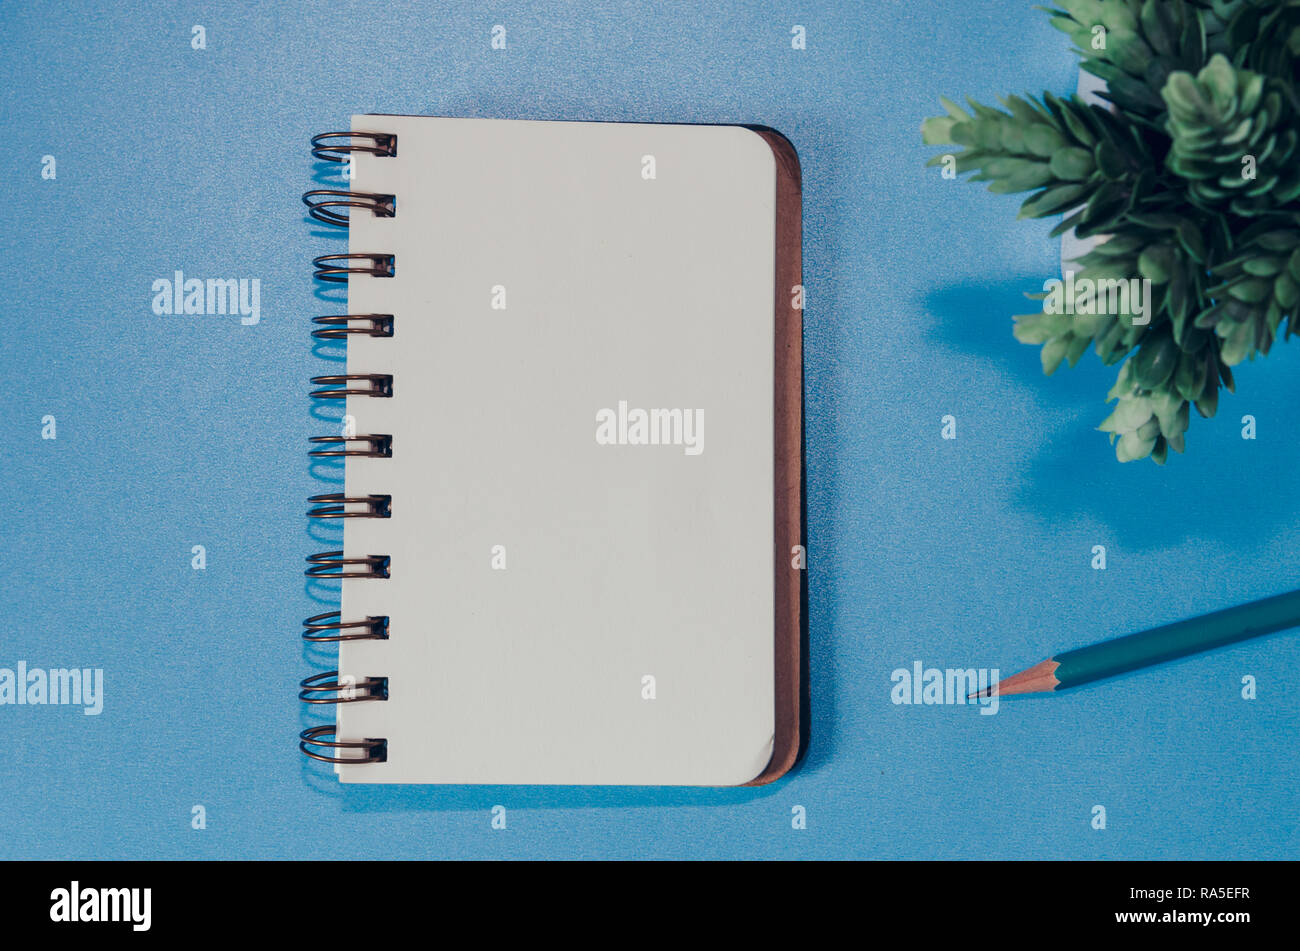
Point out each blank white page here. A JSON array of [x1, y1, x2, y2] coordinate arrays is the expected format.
[[336, 116, 776, 784]]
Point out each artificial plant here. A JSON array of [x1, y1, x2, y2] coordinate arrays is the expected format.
[[922, 0, 1300, 462]]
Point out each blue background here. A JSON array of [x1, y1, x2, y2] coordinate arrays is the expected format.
[[2, 0, 1296, 859]]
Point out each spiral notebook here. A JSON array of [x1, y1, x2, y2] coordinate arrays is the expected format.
[[302, 116, 804, 786]]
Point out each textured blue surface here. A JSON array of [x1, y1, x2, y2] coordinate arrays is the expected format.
[[2, 0, 1297, 859]]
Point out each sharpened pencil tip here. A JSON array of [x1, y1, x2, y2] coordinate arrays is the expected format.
[[975, 659, 1062, 697]]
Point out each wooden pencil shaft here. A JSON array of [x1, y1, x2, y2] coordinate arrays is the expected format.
[[1055, 588, 1300, 689]]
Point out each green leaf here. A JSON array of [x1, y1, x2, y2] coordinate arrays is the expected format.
[[1049, 209, 1087, 238], [1095, 317, 1129, 363], [1219, 321, 1253, 365], [1276, 274, 1299, 309], [1006, 162, 1057, 191], [1000, 121, 1027, 153], [1094, 232, 1144, 255], [1041, 335, 1071, 375], [1255, 230, 1298, 253], [1013, 313, 1062, 345], [950, 123, 977, 147], [1138, 246, 1174, 283], [1176, 220, 1206, 263], [1228, 278, 1274, 302], [1001, 94, 1041, 126], [1049, 147, 1096, 180], [1024, 125, 1067, 157], [1079, 181, 1132, 233], [1163, 71, 1206, 115], [1059, 101, 1098, 147], [1094, 138, 1129, 179], [1150, 389, 1183, 434], [939, 96, 969, 121], [1168, 271, 1190, 340], [921, 116, 957, 144], [972, 119, 1003, 150], [1242, 257, 1284, 277], [1065, 333, 1092, 367], [1100, 394, 1154, 434], [1195, 384, 1219, 418], [1151, 435, 1169, 464], [1132, 332, 1180, 389], [1116, 429, 1158, 462], [1140, 0, 1176, 58], [1199, 54, 1237, 107], [1173, 351, 1200, 401], [1018, 183, 1089, 217]]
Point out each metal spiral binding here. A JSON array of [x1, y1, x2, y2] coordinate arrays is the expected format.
[[305, 549, 391, 578], [299, 671, 390, 704], [312, 314, 394, 339], [308, 493, 392, 519], [310, 131, 397, 162], [308, 434, 393, 458], [309, 373, 394, 399], [302, 129, 398, 766], [313, 253, 394, 283], [303, 189, 396, 227], [302, 611, 389, 643], [299, 726, 387, 765]]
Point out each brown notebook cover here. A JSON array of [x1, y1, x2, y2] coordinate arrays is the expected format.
[[749, 128, 805, 785]]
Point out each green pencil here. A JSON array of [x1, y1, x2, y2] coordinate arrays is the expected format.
[[978, 588, 1300, 697]]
